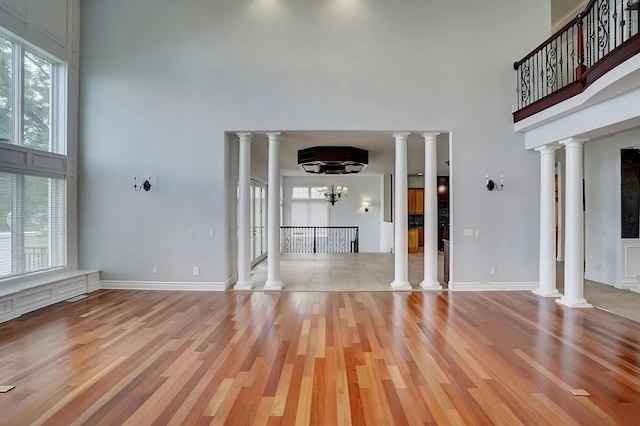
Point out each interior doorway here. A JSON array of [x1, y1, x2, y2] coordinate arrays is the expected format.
[[251, 179, 267, 266]]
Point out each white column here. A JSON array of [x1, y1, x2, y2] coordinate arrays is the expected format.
[[557, 138, 592, 308], [265, 132, 283, 290], [391, 132, 411, 290], [235, 132, 253, 290], [421, 132, 442, 290], [534, 145, 561, 297]]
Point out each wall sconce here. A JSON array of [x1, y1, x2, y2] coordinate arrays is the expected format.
[[363, 201, 370, 212], [486, 175, 504, 191], [134, 176, 152, 192]]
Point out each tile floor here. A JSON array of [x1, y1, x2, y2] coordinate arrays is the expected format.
[[251, 252, 444, 291], [250, 252, 640, 323]]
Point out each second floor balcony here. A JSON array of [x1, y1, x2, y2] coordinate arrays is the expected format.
[[513, 0, 640, 122]]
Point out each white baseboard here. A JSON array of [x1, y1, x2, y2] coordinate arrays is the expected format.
[[617, 282, 640, 290], [100, 278, 234, 292], [450, 282, 537, 291], [0, 270, 100, 324], [584, 272, 615, 286]]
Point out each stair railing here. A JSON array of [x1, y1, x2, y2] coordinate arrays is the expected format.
[[513, 0, 639, 112]]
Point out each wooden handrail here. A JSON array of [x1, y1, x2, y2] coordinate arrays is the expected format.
[[513, 0, 600, 70]]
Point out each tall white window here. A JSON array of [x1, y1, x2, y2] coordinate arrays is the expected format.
[[0, 32, 66, 280], [290, 186, 328, 226]]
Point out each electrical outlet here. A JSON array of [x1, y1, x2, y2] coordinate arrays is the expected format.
[[152, 265, 158, 274], [193, 266, 200, 276], [464, 229, 473, 237], [188, 229, 193, 237], [490, 267, 496, 275], [474, 229, 480, 237], [209, 228, 214, 237]]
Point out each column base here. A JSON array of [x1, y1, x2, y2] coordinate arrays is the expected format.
[[234, 280, 254, 290], [420, 280, 442, 291], [532, 288, 562, 298], [391, 281, 412, 290], [555, 297, 593, 308], [264, 280, 283, 290]]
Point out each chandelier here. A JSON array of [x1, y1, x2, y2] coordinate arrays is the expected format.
[[319, 185, 348, 205]]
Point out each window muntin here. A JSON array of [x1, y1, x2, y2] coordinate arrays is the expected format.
[[292, 187, 309, 199], [310, 187, 325, 199]]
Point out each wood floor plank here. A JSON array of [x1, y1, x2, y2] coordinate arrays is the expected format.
[[1, 290, 640, 424]]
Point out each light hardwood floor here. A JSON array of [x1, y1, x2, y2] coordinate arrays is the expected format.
[[1, 289, 640, 424], [253, 253, 640, 323]]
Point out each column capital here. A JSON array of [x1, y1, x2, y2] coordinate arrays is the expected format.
[[422, 132, 440, 141], [237, 132, 253, 140], [535, 145, 561, 154], [559, 137, 588, 148], [392, 132, 410, 141], [265, 132, 282, 139]]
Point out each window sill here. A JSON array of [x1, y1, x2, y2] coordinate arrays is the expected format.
[[0, 269, 100, 323]]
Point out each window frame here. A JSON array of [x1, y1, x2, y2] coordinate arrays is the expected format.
[[0, 29, 68, 281]]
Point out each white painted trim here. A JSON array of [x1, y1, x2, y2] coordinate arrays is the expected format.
[[0, 269, 99, 323], [450, 282, 537, 291], [100, 280, 232, 292], [552, 0, 588, 33], [0, 142, 67, 178], [624, 244, 640, 278], [618, 282, 640, 290]]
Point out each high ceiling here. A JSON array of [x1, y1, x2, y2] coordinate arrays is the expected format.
[[551, 0, 585, 25], [250, 131, 450, 177]]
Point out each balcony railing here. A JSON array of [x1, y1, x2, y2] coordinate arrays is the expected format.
[[281, 226, 359, 254], [513, 0, 640, 121], [24, 247, 49, 272]]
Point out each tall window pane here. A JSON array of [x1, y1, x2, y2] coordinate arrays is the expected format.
[[0, 172, 66, 279], [23, 51, 51, 151], [0, 37, 11, 144], [0, 173, 15, 276]]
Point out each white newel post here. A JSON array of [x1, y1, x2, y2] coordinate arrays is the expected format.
[[265, 132, 283, 290], [235, 132, 253, 289], [534, 145, 562, 297], [421, 132, 442, 290], [557, 138, 592, 308], [392, 132, 411, 290]]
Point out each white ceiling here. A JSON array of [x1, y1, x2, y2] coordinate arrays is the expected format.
[[551, 0, 585, 25], [250, 131, 450, 177]]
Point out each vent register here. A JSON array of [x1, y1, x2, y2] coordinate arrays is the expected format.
[[298, 146, 368, 174]]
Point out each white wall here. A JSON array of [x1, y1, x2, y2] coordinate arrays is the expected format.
[[585, 127, 640, 288], [282, 175, 382, 253], [79, 0, 550, 287]]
